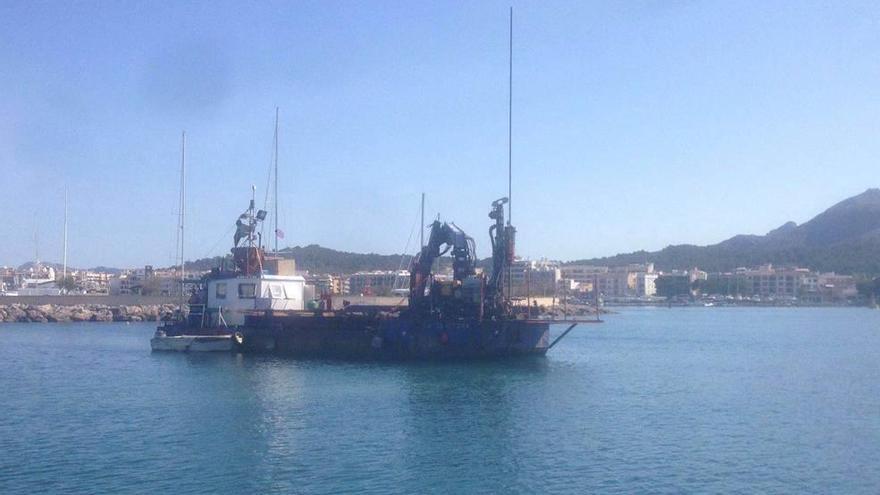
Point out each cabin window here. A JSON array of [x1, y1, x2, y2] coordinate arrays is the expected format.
[[215, 283, 227, 299], [269, 284, 284, 299], [238, 283, 256, 299]]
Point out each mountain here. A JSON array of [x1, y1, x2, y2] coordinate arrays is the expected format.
[[185, 244, 420, 275], [277, 244, 413, 274], [181, 189, 880, 276], [572, 189, 880, 274], [184, 243, 486, 275]]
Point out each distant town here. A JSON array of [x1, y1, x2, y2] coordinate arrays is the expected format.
[[0, 257, 862, 307], [4, 187, 880, 308]]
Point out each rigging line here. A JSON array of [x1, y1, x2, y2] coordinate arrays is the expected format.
[[388, 199, 425, 308], [196, 223, 237, 262], [390, 199, 421, 309], [260, 138, 274, 241], [260, 111, 278, 243], [388, 294, 409, 311], [392, 203, 422, 291], [273, 106, 279, 254]]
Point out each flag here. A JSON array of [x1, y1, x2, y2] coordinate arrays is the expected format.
[[275, 229, 285, 239]]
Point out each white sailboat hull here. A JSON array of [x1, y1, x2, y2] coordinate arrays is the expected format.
[[150, 335, 232, 352]]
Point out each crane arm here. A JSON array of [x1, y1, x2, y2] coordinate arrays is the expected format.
[[408, 221, 475, 308]]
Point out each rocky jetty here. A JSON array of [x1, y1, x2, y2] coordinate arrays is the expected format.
[[0, 303, 180, 323]]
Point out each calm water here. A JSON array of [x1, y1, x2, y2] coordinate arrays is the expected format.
[[1, 308, 878, 494]]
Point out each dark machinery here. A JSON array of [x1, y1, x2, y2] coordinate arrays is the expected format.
[[231, 199, 269, 276], [408, 220, 476, 317], [407, 197, 515, 321], [487, 197, 516, 314]]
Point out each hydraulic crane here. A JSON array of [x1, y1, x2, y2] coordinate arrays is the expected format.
[[406, 197, 515, 320]]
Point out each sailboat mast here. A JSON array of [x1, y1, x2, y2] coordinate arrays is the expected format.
[[274, 106, 279, 253], [34, 217, 39, 267], [179, 131, 186, 310], [62, 187, 68, 283]]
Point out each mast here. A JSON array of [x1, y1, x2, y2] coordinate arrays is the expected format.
[[62, 187, 68, 284], [273, 106, 279, 253], [508, 6, 513, 226], [250, 185, 256, 254], [420, 192, 425, 249], [179, 131, 186, 311], [33, 217, 39, 268]]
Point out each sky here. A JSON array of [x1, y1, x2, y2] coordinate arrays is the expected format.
[[1, 0, 879, 268]]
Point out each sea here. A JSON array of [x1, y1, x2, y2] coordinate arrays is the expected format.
[[1, 307, 878, 494]]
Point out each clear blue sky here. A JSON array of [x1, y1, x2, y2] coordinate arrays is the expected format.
[[1, 1, 878, 268]]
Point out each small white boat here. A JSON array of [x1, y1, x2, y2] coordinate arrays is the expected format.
[[150, 331, 232, 352]]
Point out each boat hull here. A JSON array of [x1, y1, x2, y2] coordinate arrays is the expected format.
[[232, 315, 550, 360], [150, 335, 233, 352]]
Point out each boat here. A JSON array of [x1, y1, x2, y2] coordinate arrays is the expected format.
[[157, 196, 567, 360], [150, 332, 232, 352], [151, 131, 231, 352], [153, 11, 592, 358]]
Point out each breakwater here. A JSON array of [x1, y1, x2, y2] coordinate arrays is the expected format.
[[0, 295, 176, 306], [0, 303, 179, 323]]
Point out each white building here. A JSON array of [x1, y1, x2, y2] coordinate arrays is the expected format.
[[636, 272, 659, 297], [347, 271, 410, 296], [508, 259, 561, 297], [561, 263, 656, 298]]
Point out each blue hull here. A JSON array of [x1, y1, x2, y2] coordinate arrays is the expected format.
[[233, 315, 550, 360]]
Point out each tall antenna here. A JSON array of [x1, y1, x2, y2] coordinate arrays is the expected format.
[[178, 131, 186, 311], [274, 106, 279, 253], [508, 6, 513, 225], [506, 7, 514, 302], [62, 187, 68, 284]]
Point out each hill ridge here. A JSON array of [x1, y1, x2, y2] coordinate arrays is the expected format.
[[571, 188, 880, 274]]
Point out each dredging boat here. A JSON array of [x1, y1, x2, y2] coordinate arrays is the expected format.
[[152, 197, 583, 359], [152, 14, 594, 357]]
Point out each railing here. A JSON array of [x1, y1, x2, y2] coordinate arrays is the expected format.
[[188, 303, 206, 328], [217, 306, 228, 328]]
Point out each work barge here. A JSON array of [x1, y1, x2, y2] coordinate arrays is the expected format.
[[152, 197, 594, 359], [150, 10, 600, 358]]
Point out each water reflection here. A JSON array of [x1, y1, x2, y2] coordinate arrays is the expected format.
[[394, 358, 549, 491], [177, 352, 554, 492]]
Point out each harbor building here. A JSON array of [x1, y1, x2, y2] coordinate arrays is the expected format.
[[636, 272, 659, 297], [816, 272, 858, 302], [508, 259, 561, 297], [699, 265, 857, 303], [305, 274, 348, 295], [730, 264, 805, 298], [1, 266, 15, 294], [109, 266, 201, 296], [561, 263, 657, 298], [74, 271, 112, 294], [559, 265, 608, 286], [306, 274, 335, 295], [347, 270, 410, 296]]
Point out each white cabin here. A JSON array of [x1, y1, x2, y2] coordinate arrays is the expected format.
[[205, 274, 305, 326]]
